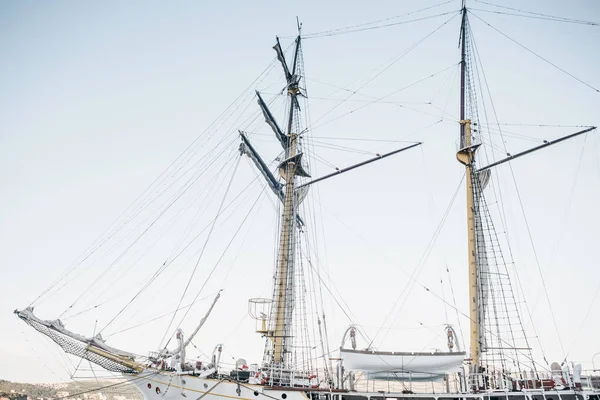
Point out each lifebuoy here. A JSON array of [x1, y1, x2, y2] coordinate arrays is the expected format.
[[254, 371, 267, 385], [309, 374, 318, 388]]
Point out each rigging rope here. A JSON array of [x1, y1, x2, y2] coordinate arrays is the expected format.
[[85, 163, 263, 327], [466, 19, 552, 366], [54, 372, 160, 399], [470, 8, 600, 26], [305, 13, 460, 130], [157, 155, 242, 348], [60, 139, 241, 319], [172, 179, 269, 335], [31, 54, 279, 309], [312, 165, 558, 372], [300, 59, 339, 379], [548, 134, 589, 262], [104, 295, 216, 338], [473, 0, 600, 26], [495, 108, 568, 364], [309, 62, 460, 133], [563, 281, 600, 362], [374, 172, 465, 347], [469, 11, 600, 93], [298, 0, 457, 38], [302, 10, 460, 39]]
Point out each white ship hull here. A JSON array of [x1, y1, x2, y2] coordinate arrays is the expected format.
[[128, 369, 600, 400], [130, 370, 311, 400]]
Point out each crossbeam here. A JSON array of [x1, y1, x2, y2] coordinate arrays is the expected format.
[[478, 127, 596, 172], [295, 142, 422, 190]]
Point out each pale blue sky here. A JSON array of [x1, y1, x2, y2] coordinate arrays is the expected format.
[[1, 0, 599, 383]]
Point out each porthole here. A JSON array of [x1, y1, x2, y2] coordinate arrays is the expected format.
[[254, 392, 259, 397], [182, 380, 186, 385], [281, 394, 287, 399], [147, 383, 152, 389], [236, 388, 241, 395], [156, 387, 161, 394], [204, 383, 208, 389]]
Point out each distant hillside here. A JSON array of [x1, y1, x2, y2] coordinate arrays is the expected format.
[[0, 380, 142, 400]]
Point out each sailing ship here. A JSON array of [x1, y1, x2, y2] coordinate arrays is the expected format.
[[14, 4, 600, 400]]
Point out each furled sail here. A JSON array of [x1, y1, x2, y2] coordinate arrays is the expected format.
[[478, 169, 491, 190], [278, 153, 311, 178], [273, 37, 301, 87], [239, 132, 305, 226], [341, 349, 465, 381], [273, 37, 301, 111], [240, 132, 283, 199], [294, 185, 309, 205], [256, 92, 288, 149], [273, 37, 292, 83]]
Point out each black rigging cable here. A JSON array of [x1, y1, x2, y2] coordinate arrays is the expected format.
[[95, 164, 258, 328], [374, 172, 465, 347], [308, 14, 460, 130], [104, 294, 216, 338], [470, 8, 600, 26], [31, 55, 279, 309], [305, 13, 459, 130], [548, 134, 589, 263], [469, 11, 600, 93], [563, 281, 600, 362], [466, 15, 554, 365], [297, 0, 458, 38], [473, 0, 600, 26], [53, 372, 159, 399], [157, 155, 242, 348], [59, 139, 241, 319], [309, 63, 460, 133], [302, 11, 460, 39], [171, 182, 269, 335], [314, 174, 555, 372]]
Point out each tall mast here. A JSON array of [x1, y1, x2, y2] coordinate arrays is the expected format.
[[455, 5, 481, 371], [271, 34, 304, 367], [251, 28, 424, 376], [273, 131, 298, 364]]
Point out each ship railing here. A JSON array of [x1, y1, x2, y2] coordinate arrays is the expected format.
[[582, 371, 600, 390], [263, 364, 318, 388], [467, 370, 600, 393], [351, 370, 600, 395], [353, 372, 463, 394]]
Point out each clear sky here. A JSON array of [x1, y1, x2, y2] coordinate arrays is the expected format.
[[1, 0, 599, 384]]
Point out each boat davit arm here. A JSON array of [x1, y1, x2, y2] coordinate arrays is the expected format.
[[162, 290, 222, 359]]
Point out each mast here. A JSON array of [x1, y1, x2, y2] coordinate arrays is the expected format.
[[270, 34, 304, 367], [455, 5, 481, 371], [273, 131, 298, 364], [247, 30, 423, 376]]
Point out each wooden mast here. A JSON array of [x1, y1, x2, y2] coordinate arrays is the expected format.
[[273, 132, 298, 364], [455, 5, 481, 371], [271, 35, 302, 366]]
